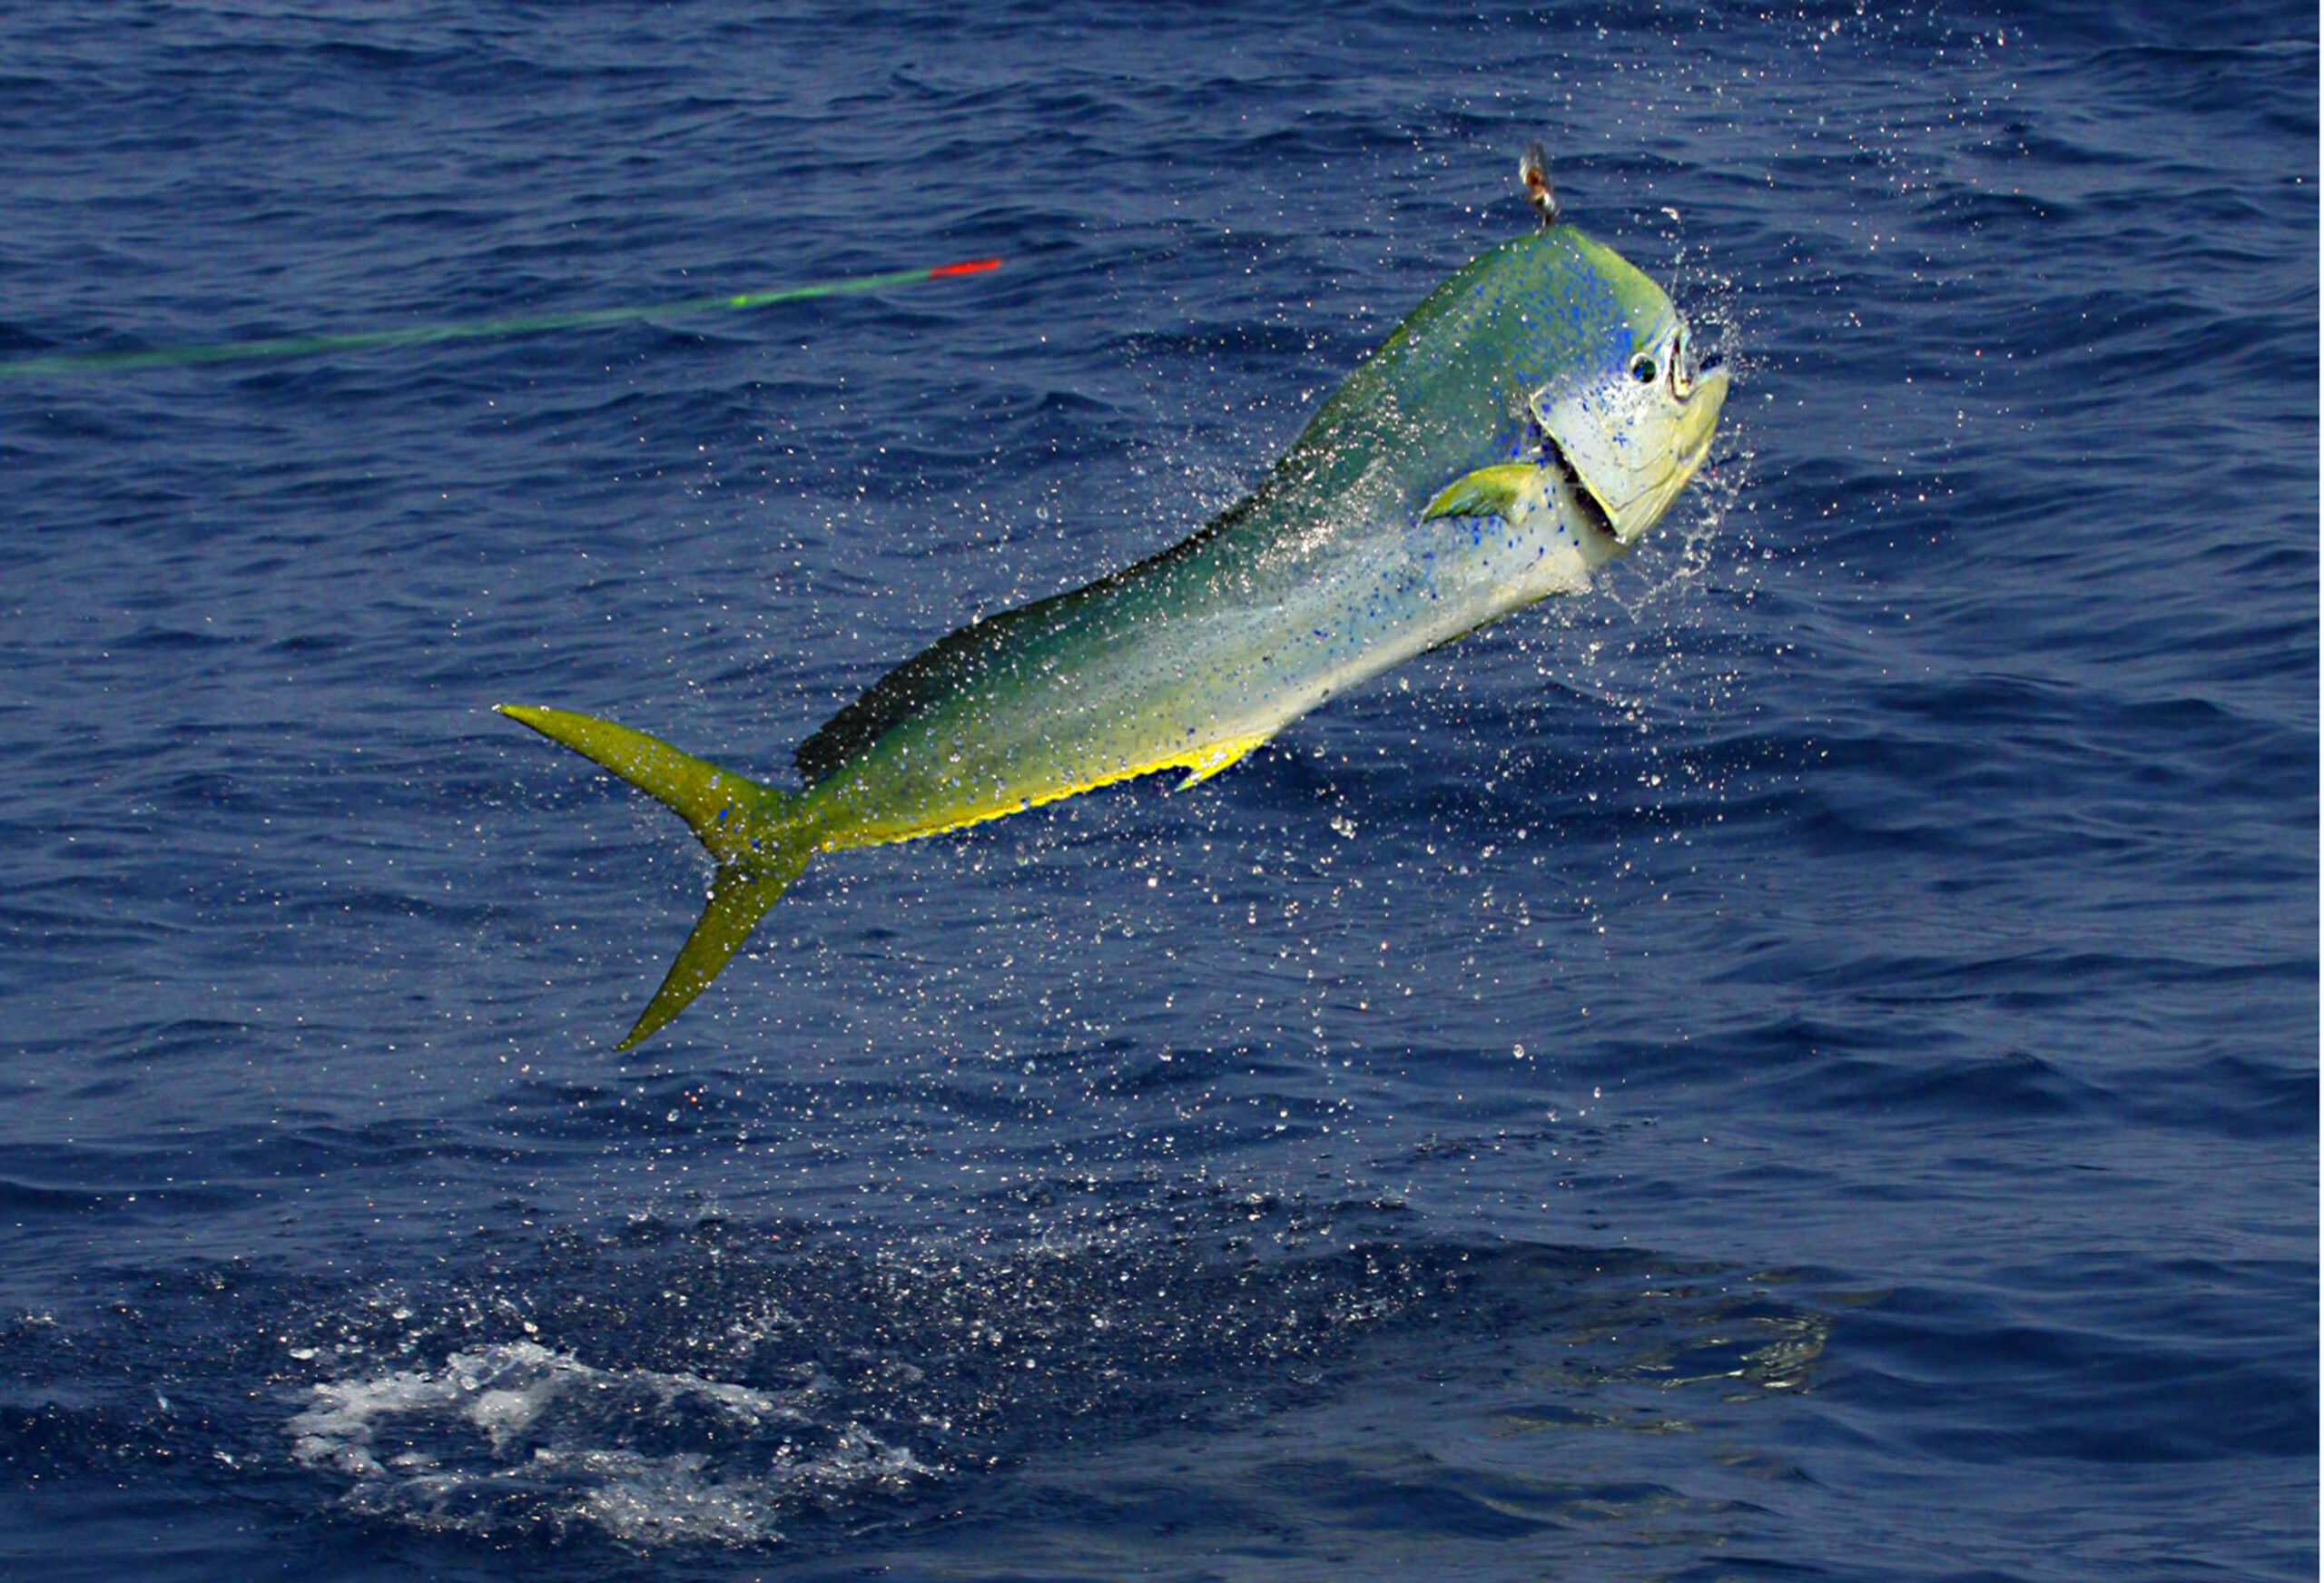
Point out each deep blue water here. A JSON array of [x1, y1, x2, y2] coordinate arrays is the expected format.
[[0, 3, 2313, 1578]]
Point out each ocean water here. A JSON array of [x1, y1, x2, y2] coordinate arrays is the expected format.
[[0, 3, 2313, 1578]]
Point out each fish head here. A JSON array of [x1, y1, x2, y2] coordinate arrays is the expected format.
[[1512, 228, 1728, 546]]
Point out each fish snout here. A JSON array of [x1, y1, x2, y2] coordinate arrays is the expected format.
[[1678, 360, 1728, 467], [1534, 350, 1728, 546]]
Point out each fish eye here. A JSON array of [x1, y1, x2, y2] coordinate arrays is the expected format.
[[1630, 354, 1657, 385]]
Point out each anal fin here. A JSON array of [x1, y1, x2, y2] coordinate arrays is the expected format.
[[1174, 733, 1271, 791]]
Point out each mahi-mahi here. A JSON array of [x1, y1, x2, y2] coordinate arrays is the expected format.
[[500, 151, 1729, 1047]]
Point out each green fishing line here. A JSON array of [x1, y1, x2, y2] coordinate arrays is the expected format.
[[0, 259, 1000, 379]]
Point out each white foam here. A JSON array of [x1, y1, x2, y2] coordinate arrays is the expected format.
[[288, 1340, 931, 1546]]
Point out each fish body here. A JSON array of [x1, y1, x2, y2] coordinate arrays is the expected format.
[[502, 220, 1728, 1047]]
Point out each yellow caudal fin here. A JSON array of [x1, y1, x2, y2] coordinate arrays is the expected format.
[[496, 703, 813, 1047], [614, 851, 806, 1049], [497, 704, 769, 863]]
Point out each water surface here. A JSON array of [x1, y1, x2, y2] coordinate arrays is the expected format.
[[0, 3, 2314, 1578]]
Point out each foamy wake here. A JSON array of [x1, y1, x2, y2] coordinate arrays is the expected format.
[[289, 1341, 933, 1546]]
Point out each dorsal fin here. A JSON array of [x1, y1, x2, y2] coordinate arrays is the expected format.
[[794, 600, 1045, 786]]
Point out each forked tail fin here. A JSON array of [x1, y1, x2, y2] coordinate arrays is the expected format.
[[496, 703, 813, 1048], [615, 844, 807, 1048]]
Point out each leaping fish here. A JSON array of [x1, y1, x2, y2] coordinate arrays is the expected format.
[[499, 148, 1730, 1047]]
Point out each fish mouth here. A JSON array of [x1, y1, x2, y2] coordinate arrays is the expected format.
[[1676, 356, 1728, 472], [1535, 426, 1617, 541]]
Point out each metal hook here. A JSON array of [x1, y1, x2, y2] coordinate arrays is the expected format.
[[1520, 143, 1559, 229]]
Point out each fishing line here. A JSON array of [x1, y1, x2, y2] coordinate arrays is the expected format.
[[0, 257, 1001, 379]]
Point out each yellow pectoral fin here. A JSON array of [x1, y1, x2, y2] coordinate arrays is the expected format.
[[1421, 462, 1541, 523], [1174, 733, 1271, 791]]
